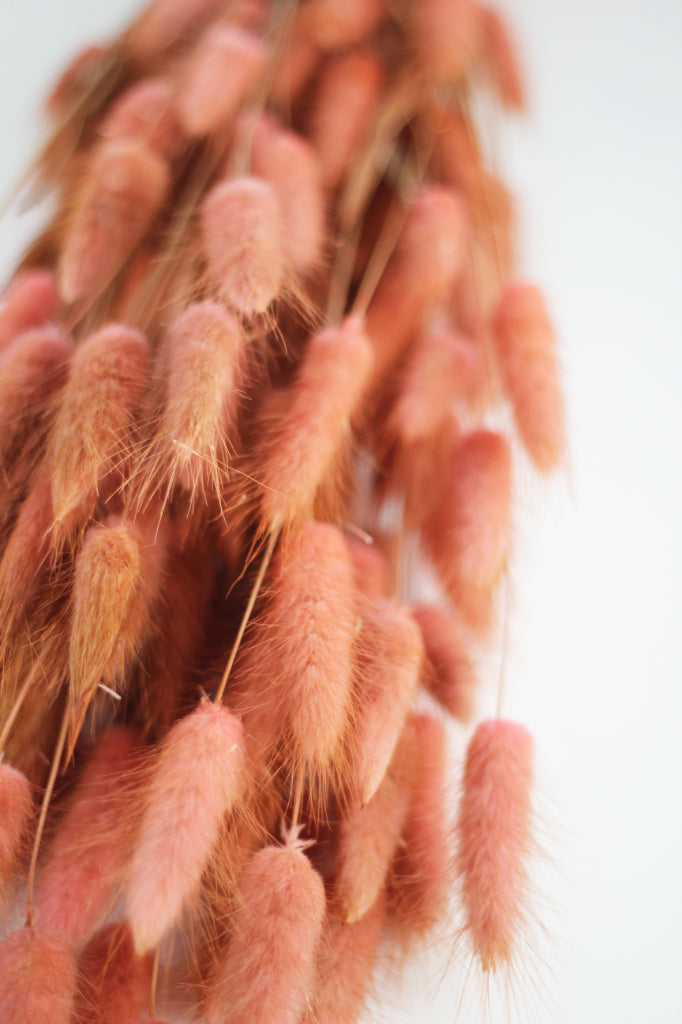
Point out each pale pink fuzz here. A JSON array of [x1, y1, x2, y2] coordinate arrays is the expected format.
[[298, 0, 385, 49], [250, 115, 326, 275], [480, 6, 526, 110], [412, 604, 477, 722], [59, 138, 170, 304], [100, 78, 184, 159], [0, 763, 32, 892], [152, 302, 242, 503], [456, 719, 534, 970], [411, 0, 485, 82], [308, 51, 384, 190], [251, 522, 357, 783], [49, 324, 150, 535], [0, 326, 71, 483], [0, 270, 58, 353], [69, 515, 165, 732], [205, 843, 326, 1024], [366, 186, 468, 387], [336, 734, 413, 923], [391, 714, 450, 936], [126, 699, 246, 953], [389, 328, 480, 445], [201, 176, 283, 316], [305, 895, 385, 1024], [0, 927, 76, 1024], [349, 601, 423, 805], [73, 921, 152, 1024], [424, 429, 512, 596], [491, 282, 566, 473], [178, 25, 266, 137], [36, 726, 140, 947], [127, 0, 224, 61], [258, 315, 373, 531]]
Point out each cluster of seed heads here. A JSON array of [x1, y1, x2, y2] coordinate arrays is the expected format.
[[0, 0, 565, 1021]]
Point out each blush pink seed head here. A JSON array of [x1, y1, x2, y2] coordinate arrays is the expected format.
[[126, 0, 224, 62], [411, 0, 485, 82], [305, 894, 385, 1024], [59, 138, 170, 304], [201, 176, 283, 316], [73, 920, 152, 1024], [100, 77, 184, 159], [35, 725, 140, 947], [491, 281, 566, 473], [308, 51, 385, 191], [424, 428, 512, 595], [391, 713, 450, 936], [205, 843, 326, 1024], [49, 323, 150, 533], [412, 603, 477, 722], [336, 727, 414, 924], [298, 0, 386, 49], [456, 719, 534, 970], [350, 600, 423, 805], [126, 699, 246, 954], [257, 521, 357, 781], [0, 927, 76, 1024], [0, 763, 32, 893], [0, 270, 58, 354], [258, 314, 373, 531], [250, 115, 326, 275], [178, 25, 266, 137], [154, 301, 241, 500]]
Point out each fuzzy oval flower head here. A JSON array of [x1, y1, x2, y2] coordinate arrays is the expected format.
[[456, 718, 534, 971], [126, 699, 246, 953]]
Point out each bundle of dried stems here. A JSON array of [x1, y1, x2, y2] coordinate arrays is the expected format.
[[0, 0, 565, 1021]]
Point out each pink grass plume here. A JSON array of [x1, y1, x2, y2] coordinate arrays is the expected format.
[[126, 698, 246, 954], [412, 603, 477, 722], [247, 522, 357, 788], [201, 176, 284, 316], [0, 326, 71, 489], [349, 600, 423, 806], [72, 920, 152, 1024], [69, 514, 166, 751], [455, 719, 534, 971], [48, 323, 150, 540], [308, 51, 385, 191], [305, 894, 385, 1024], [101, 78, 184, 159], [423, 429, 512, 605], [178, 25, 266, 138], [491, 281, 566, 473], [59, 138, 170, 304], [335, 726, 414, 924], [250, 114, 326, 277], [0, 926, 76, 1024], [0, 763, 32, 895], [149, 301, 242, 508], [298, 0, 386, 49], [0, 270, 58, 354], [390, 713, 451, 937], [205, 838, 326, 1024], [257, 315, 373, 532], [35, 725, 141, 948]]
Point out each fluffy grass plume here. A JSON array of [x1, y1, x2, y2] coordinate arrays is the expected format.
[[0, 0, 563, 1019]]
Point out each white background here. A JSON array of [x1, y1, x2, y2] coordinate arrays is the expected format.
[[1, 2, 681, 1022]]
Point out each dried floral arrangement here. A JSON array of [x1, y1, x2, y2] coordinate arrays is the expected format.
[[0, 0, 565, 1021]]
